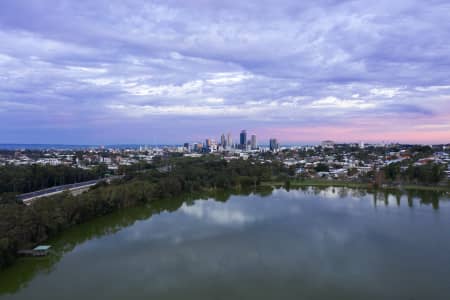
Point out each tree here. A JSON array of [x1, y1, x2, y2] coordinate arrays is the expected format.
[[384, 163, 400, 181], [314, 163, 329, 172], [347, 168, 358, 177]]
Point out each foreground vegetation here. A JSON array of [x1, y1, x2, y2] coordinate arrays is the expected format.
[[0, 157, 284, 269], [0, 156, 448, 270], [0, 164, 107, 195]]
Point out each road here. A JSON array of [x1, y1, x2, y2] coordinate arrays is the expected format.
[[17, 176, 122, 205]]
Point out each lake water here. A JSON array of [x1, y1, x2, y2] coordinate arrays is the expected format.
[[1, 187, 450, 300]]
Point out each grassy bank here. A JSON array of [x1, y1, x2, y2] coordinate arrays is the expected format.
[[261, 179, 450, 193]]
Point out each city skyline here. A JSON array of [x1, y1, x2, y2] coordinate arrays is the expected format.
[[1, 1, 450, 144]]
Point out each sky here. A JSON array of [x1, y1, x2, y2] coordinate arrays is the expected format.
[[0, 0, 449, 145]]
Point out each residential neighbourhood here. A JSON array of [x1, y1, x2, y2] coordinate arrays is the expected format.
[[1, 140, 449, 183]]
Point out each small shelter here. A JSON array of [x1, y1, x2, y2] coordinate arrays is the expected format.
[[32, 245, 51, 256]]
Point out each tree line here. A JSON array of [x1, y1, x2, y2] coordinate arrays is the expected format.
[[0, 164, 108, 195], [382, 162, 447, 184], [1, 156, 447, 269], [0, 157, 287, 269]]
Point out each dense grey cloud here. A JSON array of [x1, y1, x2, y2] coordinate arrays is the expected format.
[[0, 0, 449, 144]]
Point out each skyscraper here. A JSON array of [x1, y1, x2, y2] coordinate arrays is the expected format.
[[205, 139, 211, 151], [193, 142, 202, 152], [240, 130, 247, 149], [227, 133, 232, 149], [220, 134, 226, 148], [210, 139, 218, 152], [251, 134, 257, 150], [269, 138, 279, 152]]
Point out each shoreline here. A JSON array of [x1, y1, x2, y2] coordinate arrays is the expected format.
[[1, 181, 448, 271], [261, 179, 450, 193]]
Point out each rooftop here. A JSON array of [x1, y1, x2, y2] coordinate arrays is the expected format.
[[33, 245, 51, 251]]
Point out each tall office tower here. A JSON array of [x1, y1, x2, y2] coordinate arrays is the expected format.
[[194, 142, 202, 152], [209, 139, 218, 152], [227, 133, 232, 148], [205, 139, 211, 151], [240, 130, 247, 149], [251, 135, 257, 150], [269, 138, 279, 152], [220, 134, 226, 148]]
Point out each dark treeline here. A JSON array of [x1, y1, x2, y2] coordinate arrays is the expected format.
[[1, 156, 448, 270], [0, 157, 287, 269], [382, 162, 447, 184], [299, 184, 444, 210], [0, 164, 107, 195]]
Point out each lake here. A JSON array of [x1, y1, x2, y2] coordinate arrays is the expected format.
[[1, 187, 450, 299]]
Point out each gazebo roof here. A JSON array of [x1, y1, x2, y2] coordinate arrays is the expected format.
[[33, 245, 51, 251]]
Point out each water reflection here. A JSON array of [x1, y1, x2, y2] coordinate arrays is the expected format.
[[0, 188, 268, 295], [0, 187, 449, 299]]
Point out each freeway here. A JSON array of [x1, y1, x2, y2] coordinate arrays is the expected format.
[[17, 176, 122, 205]]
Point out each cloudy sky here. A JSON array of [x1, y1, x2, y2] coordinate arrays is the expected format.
[[0, 0, 449, 144]]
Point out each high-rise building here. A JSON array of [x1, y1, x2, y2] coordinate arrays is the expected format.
[[205, 139, 211, 151], [240, 130, 247, 149], [251, 135, 257, 150], [269, 138, 279, 152], [227, 133, 232, 149], [210, 139, 218, 152], [220, 134, 226, 148], [193, 142, 202, 152]]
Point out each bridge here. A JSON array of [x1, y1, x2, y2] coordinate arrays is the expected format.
[[17, 176, 123, 205]]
